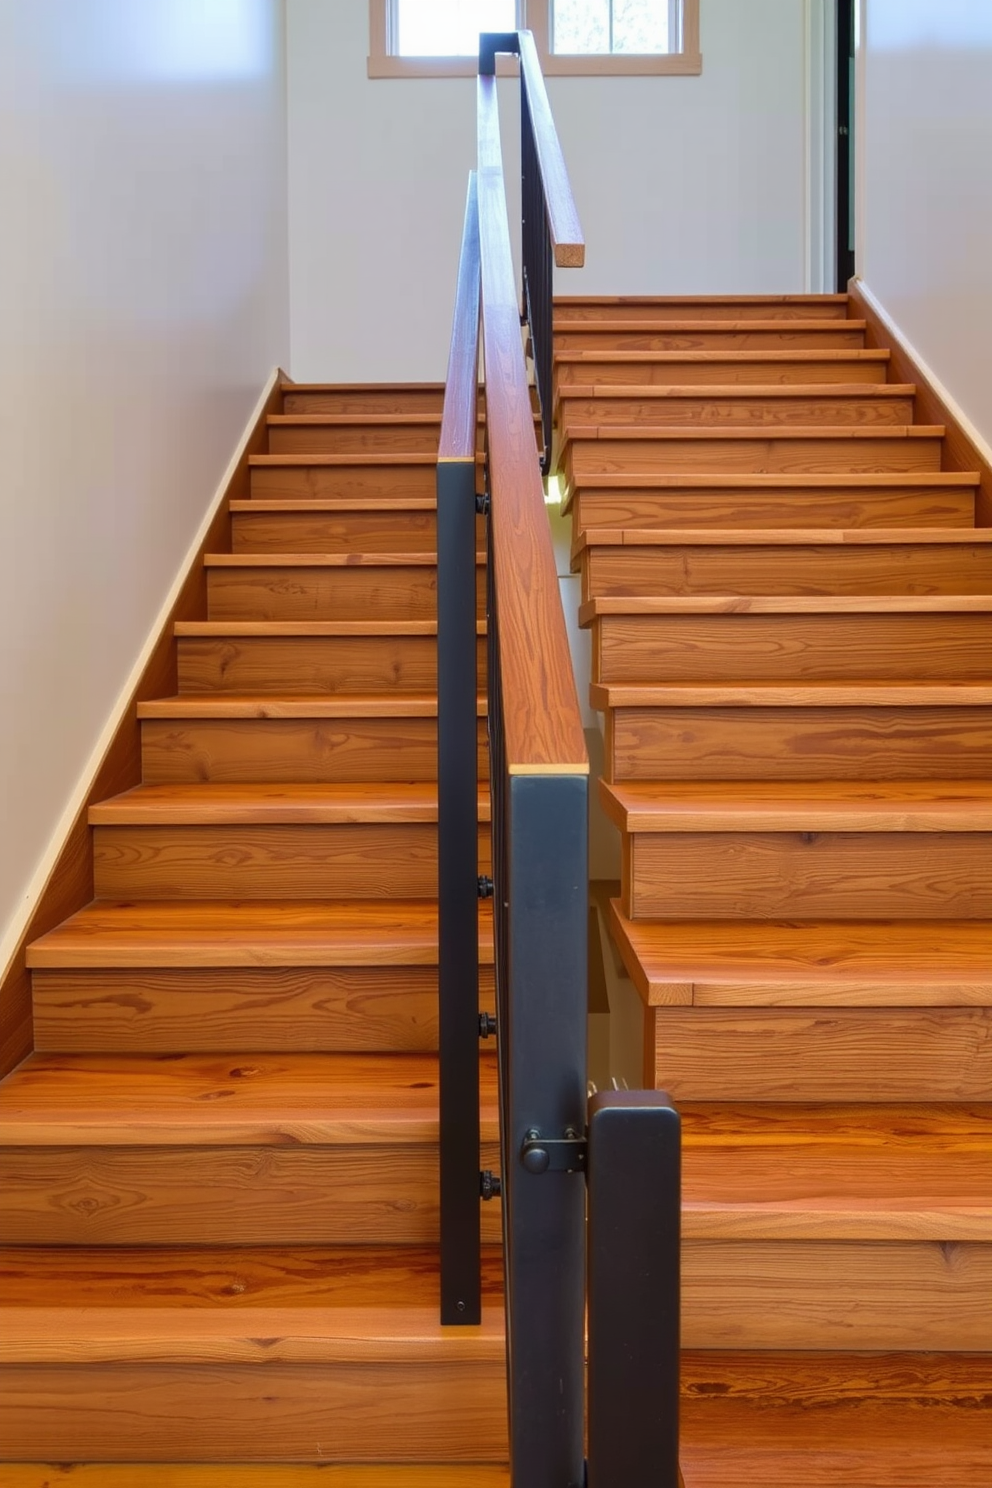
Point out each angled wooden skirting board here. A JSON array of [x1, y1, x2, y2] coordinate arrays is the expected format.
[[0, 371, 288, 1080], [849, 280, 992, 527]]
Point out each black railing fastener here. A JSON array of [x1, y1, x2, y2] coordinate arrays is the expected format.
[[480, 1170, 503, 1201], [520, 1127, 587, 1175], [475, 490, 491, 515], [479, 1012, 498, 1039], [477, 875, 494, 899]]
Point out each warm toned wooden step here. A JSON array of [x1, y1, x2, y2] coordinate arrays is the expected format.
[[574, 528, 992, 599], [230, 500, 485, 555], [563, 426, 946, 480], [176, 622, 486, 695], [267, 414, 449, 457], [679, 1102, 992, 1242], [282, 381, 448, 415], [677, 1351, 992, 1485], [89, 784, 491, 900], [204, 552, 484, 623], [554, 319, 867, 352], [567, 473, 979, 531], [554, 293, 851, 321], [139, 693, 488, 785], [249, 455, 441, 503], [0, 1054, 501, 1245], [587, 598, 992, 684], [0, 1248, 507, 1464], [0, 1471, 511, 1487], [601, 779, 992, 921], [554, 348, 891, 387], [27, 899, 495, 970], [607, 908, 992, 1006], [556, 384, 917, 429], [592, 680, 992, 782]]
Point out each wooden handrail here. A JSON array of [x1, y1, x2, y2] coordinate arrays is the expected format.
[[439, 173, 480, 463], [516, 31, 585, 268], [477, 74, 588, 776]]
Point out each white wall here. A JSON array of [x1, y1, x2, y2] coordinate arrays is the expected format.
[[860, 0, 992, 446], [287, 0, 810, 382], [0, 0, 290, 951]]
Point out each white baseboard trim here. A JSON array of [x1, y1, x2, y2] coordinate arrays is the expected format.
[[855, 278, 992, 470], [0, 366, 281, 983]]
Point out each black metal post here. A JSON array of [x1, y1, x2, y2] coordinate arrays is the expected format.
[[437, 453, 482, 1325], [521, 85, 555, 474], [587, 1090, 682, 1488]]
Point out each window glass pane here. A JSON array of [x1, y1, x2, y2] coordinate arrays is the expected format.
[[552, 0, 672, 54], [553, 0, 610, 54], [396, 0, 517, 57], [613, 0, 669, 53]]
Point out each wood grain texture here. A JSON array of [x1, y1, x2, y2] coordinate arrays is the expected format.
[[0, 1145, 501, 1245], [478, 74, 587, 773], [606, 907, 992, 1007], [625, 831, 992, 920], [580, 540, 992, 598], [32, 964, 496, 1054], [249, 460, 438, 503], [0, 1470, 511, 1487], [571, 481, 977, 530], [232, 504, 443, 553], [284, 385, 446, 415], [592, 612, 992, 683], [26, 899, 496, 970], [267, 417, 447, 457], [558, 385, 916, 429], [516, 32, 585, 265], [177, 633, 486, 694], [0, 376, 285, 1078], [565, 428, 945, 479], [206, 563, 449, 623], [554, 321, 868, 352], [648, 1007, 992, 1101], [554, 294, 851, 321], [0, 1051, 498, 1146], [851, 280, 992, 527], [555, 349, 890, 386]]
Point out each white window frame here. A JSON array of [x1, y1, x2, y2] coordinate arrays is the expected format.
[[368, 1, 701, 79]]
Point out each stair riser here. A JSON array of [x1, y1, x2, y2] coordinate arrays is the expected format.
[[177, 637, 486, 695], [592, 615, 992, 684], [555, 300, 851, 322], [605, 706, 992, 782], [250, 465, 440, 502], [268, 427, 451, 456], [581, 545, 992, 599], [282, 389, 446, 415], [682, 1240, 991, 1350], [205, 567, 485, 623], [32, 967, 497, 1054], [555, 355, 888, 387], [558, 394, 914, 429], [555, 327, 866, 352], [141, 718, 490, 785], [647, 1008, 992, 1101], [571, 488, 976, 531], [233, 510, 445, 554], [0, 1147, 502, 1245], [0, 1361, 509, 1462], [565, 435, 943, 480], [622, 832, 992, 920], [92, 825, 493, 900]]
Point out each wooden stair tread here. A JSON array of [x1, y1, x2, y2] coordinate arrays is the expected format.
[[567, 471, 979, 488], [555, 318, 868, 333], [249, 454, 438, 468], [677, 1103, 992, 1240], [607, 906, 992, 1003], [204, 552, 485, 568], [89, 782, 491, 825], [231, 498, 439, 512], [139, 694, 487, 719], [581, 594, 992, 620], [0, 1471, 511, 1487], [0, 1246, 505, 1364], [559, 382, 916, 399], [591, 680, 992, 707], [555, 347, 887, 364], [600, 778, 992, 831], [564, 423, 943, 441], [555, 293, 850, 304], [0, 1052, 499, 1147], [26, 899, 495, 969], [176, 620, 487, 635], [575, 526, 992, 549]]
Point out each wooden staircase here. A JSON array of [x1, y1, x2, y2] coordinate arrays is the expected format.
[[561, 294, 992, 1486], [0, 385, 509, 1479]]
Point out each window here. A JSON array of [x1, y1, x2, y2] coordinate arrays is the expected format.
[[368, 1, 700, 78]]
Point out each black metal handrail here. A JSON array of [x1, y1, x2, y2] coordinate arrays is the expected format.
[[437, 30, 682, 1488]]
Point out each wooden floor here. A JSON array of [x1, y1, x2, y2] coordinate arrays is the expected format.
[[1, 297, 990, 1482]]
